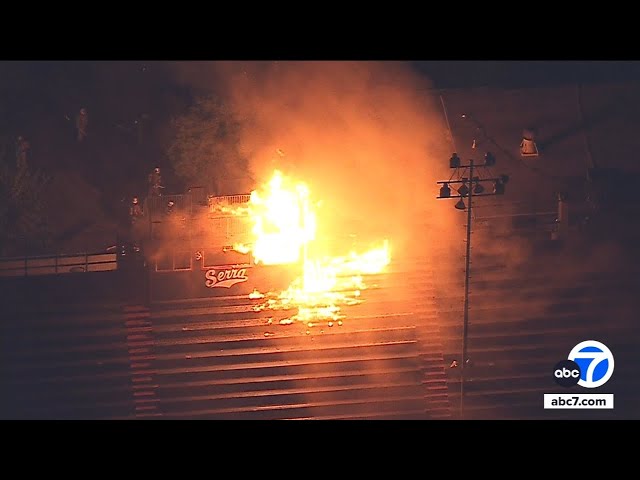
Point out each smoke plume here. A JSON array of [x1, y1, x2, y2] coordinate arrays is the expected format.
[[168, 61, 458, 262]]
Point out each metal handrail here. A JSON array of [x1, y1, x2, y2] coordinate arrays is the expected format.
[[0, 251, 118, 277]]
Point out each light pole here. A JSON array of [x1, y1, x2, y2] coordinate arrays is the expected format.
[[437, 152, 508, 419]]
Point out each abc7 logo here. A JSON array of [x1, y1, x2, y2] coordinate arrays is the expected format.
[[553, 360, 581, 387], [553, 340, 615, 388]]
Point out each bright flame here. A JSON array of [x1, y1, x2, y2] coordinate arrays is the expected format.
[[248, 170, 316, 265], [268, 240, 391, 322], [248, 288, 265, 299], [233, 170, 391, 324], [232, 243, 251, 254]]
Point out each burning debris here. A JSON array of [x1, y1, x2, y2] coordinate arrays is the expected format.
[[249, 288, 265, 299]]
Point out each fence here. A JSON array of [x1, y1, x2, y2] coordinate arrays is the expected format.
[[0, 252, 118, 277]]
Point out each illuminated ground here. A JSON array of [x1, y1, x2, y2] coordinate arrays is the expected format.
[[0, 249, 451, 420], [136, 257, 448, 420]]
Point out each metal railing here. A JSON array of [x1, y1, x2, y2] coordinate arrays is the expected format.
[[209, 194, 251, 207], [0, 252, 118, 277]]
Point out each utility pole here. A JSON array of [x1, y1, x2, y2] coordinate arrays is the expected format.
[[437, 151, 509, 419], [461, 159, 473, 414]]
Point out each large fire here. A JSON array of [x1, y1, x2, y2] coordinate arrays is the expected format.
[[247, 171, 316, 265], [234, 170, 391, 324]]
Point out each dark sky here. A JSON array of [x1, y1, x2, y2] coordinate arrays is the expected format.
[[413, 60, 640, 89], [0, 61, 182, 134], [2, 60, 640, 134]]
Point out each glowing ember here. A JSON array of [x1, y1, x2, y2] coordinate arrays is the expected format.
[[233, 243, 252, 254], [248, 288, 264, 299], [233, 170, 391, 324], [259, 239, 390, 323]]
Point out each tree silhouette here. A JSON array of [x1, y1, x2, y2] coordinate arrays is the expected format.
[[167, 95, 253, 196], [0, 136, 50, 255]]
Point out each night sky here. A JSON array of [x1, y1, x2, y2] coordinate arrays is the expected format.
[[4, 60, 640, 135]]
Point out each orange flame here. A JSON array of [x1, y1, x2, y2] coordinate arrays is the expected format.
[[268, 239, 391, 322], [249, 170, 316, 265], [234, 170, 391, 324]]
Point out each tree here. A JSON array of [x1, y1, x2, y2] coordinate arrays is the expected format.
[[167, 95, 253, 196], [0, 137, 50, 256]]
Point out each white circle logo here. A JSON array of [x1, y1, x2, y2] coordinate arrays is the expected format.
[[568, 340, 614, 388]]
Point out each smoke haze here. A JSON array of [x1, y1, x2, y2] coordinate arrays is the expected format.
[[167, 61, 458, 261]]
